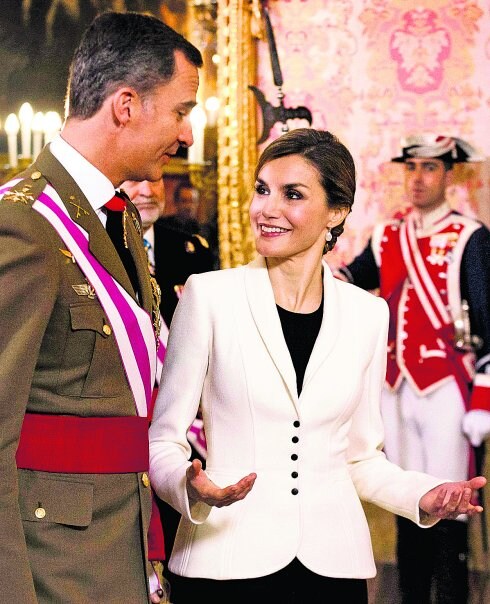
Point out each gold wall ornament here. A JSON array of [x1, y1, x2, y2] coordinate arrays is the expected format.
[[216, 0, 258, 268]]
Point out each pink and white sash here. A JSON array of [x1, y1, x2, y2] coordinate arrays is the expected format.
[[1, 181, 156, 417]]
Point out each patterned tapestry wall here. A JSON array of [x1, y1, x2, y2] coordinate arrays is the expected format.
[[255, 0, 490, 268]]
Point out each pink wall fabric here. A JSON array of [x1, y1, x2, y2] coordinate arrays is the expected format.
[[255, 0, 490, 267]]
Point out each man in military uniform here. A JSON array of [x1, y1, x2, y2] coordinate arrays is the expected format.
[[336, 134, 490, 604], [0, 12, 201, 603], [159, 181, 202, 237]]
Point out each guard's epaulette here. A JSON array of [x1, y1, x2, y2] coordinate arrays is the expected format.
[[1, 168, 47, 207], [193, 233, 210, 249]]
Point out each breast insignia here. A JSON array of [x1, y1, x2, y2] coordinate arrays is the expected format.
[[72, 283, 96, 300], [59, 249, 76, 264]]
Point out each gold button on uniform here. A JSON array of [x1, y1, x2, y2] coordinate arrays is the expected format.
[[141, 472, 150, 488], [102, 324, 112, 336], [31, 170, 42, 180], [35, 507, 46, 519]]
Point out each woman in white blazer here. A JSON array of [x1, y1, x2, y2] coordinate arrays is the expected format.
[[149, 129, 485, 603]]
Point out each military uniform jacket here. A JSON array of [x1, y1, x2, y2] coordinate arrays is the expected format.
[[0, 148, 157, 603], [340, 208, 490, 412]]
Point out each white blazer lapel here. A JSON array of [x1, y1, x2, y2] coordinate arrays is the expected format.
[[244, 256, 298, 402], [302, 262, 341, 391]]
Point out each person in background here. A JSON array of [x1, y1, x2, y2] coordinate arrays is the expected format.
[[0, 11, 201, 603], [123, 178, 214, 328], [335, 134, 490, 604], [148, 128, 486, 604], [160, 181, 202, 236]]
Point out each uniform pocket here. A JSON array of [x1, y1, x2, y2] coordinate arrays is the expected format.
[[56, 303, 126, 398], [18, 470, 94, 527]]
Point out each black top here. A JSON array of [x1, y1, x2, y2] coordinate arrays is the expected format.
[[277, 299, 324, 395]]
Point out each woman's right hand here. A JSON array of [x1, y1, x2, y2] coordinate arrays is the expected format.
[[186, 459, 257, 508]]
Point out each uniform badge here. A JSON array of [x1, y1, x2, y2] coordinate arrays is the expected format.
[[59, 248, 76, 264], [427, 232, 458, 266], [68, 196, 90, 219], [194, 234, 209, 249], [72, 283, 96, 300], [2, 188, 34, 205], [185, 240, 196, 253]]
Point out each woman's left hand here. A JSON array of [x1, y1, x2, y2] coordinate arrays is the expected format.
[[419, 476, 487, 520]]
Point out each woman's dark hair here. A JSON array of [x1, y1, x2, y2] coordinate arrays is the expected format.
[[66, 11, 203, 119], [254, 128, 355, 252]]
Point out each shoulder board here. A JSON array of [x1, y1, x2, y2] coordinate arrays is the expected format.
[[1, 168, 47, 207]]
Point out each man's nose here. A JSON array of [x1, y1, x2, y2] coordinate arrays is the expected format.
[[179, 118, 194, 150]]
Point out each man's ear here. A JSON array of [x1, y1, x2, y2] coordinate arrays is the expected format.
[[112, 87, 139, 126], [444, 166, 454, 188], [327, 206, 350, 229]]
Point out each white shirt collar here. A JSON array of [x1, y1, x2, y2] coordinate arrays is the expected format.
[[49, 135, 115, 212], [412, 201, 451, 236]]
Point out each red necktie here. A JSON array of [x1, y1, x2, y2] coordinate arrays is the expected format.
[[105, 191, 128, 211]]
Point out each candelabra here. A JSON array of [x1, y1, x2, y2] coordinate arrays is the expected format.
[[1, 102, 62, 184]]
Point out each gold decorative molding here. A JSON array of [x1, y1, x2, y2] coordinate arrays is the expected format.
[[216, 0, 258, 268]]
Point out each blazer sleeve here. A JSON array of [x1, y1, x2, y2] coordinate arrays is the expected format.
[[346, 297, 446, 526], [149, 274, 212, 523], [0, 202, 59, 603]]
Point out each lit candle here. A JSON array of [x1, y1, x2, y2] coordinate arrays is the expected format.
[[188, 105, 207, 164], [5, 113, 20, 168], [43, 111, 62, 145], [205, 96, 220, 128], [32, 112, 45, 159], [18, 102, 34, 159]]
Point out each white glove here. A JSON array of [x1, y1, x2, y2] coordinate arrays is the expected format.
[[462, 409, 490, 447]]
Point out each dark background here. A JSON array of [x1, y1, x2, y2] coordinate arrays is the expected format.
[[0, 0, 187, 153]]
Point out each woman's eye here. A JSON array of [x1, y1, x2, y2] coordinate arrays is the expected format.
[[286, 189, 302, 200], [254, 183, 268, 195]]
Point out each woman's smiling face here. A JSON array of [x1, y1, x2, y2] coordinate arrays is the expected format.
[[249, 154, 336, 261]]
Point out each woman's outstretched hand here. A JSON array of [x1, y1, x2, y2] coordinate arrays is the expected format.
[[419, 476, 487, 520], [186, 459, 257, 508]]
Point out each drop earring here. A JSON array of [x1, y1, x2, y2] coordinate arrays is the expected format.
[[325, 228, 333, 242]]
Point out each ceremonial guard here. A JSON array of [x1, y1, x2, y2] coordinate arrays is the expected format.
[[337, 134, 490, 604]]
